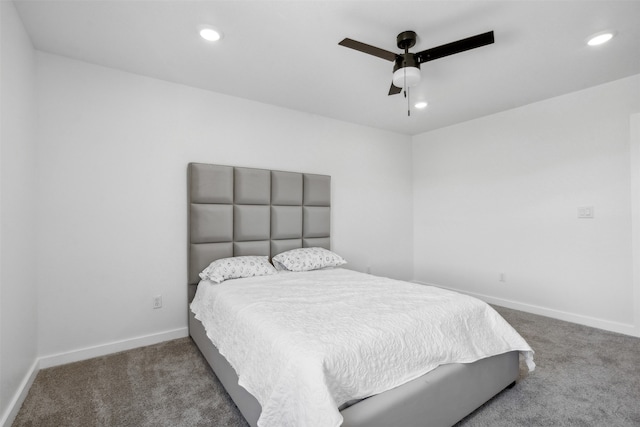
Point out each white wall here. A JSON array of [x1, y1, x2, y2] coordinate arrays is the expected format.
[[35, 53, 413, 361], [412, 74, 640, 336], [632, 113, 640, 336], [0, 1, 39, 424]]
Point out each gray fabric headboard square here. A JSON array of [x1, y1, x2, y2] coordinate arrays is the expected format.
[[188, 163, 331, 286]]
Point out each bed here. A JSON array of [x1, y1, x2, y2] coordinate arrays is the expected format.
[[187, 163, 534, 427]]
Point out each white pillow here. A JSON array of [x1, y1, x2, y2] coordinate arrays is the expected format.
[[272, 247, 346, 272], [199, 256, 277, 283]]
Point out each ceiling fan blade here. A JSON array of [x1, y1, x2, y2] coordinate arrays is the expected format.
[[388, 83, 402, 96], [415, 31, 494, 63], [339, 38, 397, 62]]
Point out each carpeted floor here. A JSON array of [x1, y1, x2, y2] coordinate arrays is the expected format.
[[456, 306, 640, 426], [12, 338, 249, 427], [12, 305, 640, 426]]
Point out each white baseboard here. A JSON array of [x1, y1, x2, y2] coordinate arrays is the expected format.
[[1, 359, 39, 427], [39, 327, 189, 369], [413, 280, 640, 338]]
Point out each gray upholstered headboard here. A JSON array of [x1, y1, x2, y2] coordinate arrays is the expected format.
[[188, 163, 331, 291]]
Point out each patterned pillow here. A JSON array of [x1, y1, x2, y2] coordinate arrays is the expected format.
[[272, 247, 346, 272], [199, 256, 277, 283]]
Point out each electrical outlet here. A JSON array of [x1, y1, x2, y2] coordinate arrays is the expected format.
[[499, 273, 506, 283], [153, 295, 162, 309]]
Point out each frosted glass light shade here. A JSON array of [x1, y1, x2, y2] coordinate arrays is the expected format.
[[392, 66, 421, 88]]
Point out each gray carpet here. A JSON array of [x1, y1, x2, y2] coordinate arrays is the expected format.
[[12, 338, 249, 427], [13, 306, 640, 426], [457, 306, 640, 426]]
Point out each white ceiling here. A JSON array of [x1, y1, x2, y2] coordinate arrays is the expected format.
[[13, 0, 640, 135]]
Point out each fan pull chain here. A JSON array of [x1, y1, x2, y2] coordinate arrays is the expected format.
[[403, 67, 407, 98], [402, 64, 411, 116]]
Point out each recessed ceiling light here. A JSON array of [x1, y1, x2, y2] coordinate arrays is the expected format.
[[414, 101, 428, 109], [587, 31, 615, 46], [199, 26, 223, 42]]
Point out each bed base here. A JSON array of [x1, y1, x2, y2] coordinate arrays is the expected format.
[[189, 310, 519, 427]]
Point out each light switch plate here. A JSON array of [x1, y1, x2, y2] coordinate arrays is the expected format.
[[577, 206, 594, 219]]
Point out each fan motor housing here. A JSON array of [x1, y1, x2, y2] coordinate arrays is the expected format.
[[393, 53, 420, 73]]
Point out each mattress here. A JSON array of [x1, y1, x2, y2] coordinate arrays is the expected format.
[[190, 268, 534, 427]]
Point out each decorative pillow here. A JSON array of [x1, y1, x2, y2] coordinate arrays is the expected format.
[[272, 247, 346, 272], [199, 256, 277, 283]]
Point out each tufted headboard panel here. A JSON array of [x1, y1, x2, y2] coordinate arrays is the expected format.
[[188, 163, 331, 287]]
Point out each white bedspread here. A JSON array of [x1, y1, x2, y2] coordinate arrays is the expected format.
[[190, 268, 534, 427]]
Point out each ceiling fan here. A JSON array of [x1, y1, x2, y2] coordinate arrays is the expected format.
[[339, 30, 495, 96]]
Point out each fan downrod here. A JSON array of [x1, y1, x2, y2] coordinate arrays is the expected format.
[[396, 31, 417, 50]]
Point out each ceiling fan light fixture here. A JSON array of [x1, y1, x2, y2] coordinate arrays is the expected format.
[[414, 101, 428, 109], [392, 66, 421, 88]]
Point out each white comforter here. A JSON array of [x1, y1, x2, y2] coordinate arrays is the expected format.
[[190, 268, 534, 427]]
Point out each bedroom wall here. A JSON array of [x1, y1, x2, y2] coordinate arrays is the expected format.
[[412, 74, 640, 336], [34, 53, 413, 362], [0, 1, 39, 424]]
